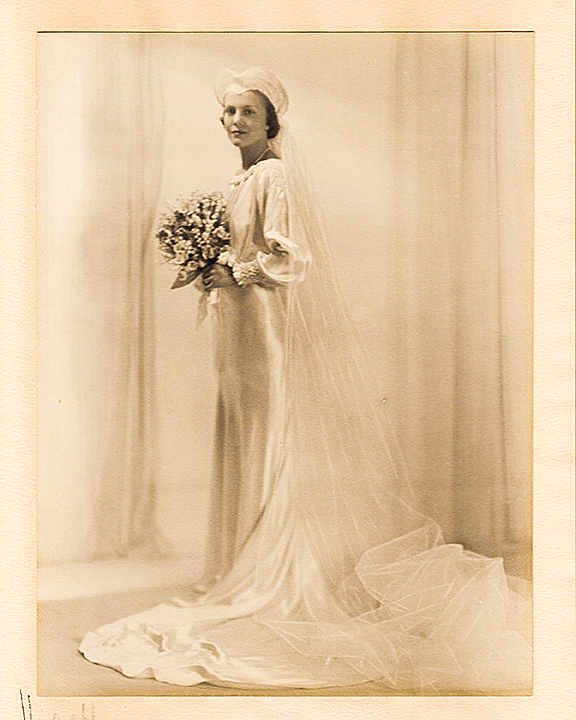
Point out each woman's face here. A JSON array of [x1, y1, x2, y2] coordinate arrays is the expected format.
[[222, 90, 269, 149]]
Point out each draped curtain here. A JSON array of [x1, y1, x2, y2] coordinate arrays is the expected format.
[[38, 33, 532, 576], [381, 34, 532, 563], [38, 34, 163, 562]]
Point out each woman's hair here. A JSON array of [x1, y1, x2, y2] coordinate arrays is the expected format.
[[258, 91, 280, 139], [219, 90, 280, 139]]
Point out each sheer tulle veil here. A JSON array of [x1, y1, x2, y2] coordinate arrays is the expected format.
[[216, 65, 430, 576], [212, 68, 531, 691]]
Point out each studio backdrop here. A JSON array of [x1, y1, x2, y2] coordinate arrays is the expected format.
[[38, 32, 533, 577]]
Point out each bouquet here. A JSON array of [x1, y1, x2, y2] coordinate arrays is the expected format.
[[156, 191, 231, 289]]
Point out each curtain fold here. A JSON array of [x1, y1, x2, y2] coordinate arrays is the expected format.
[[386, 33, 532, 560], [494, 34, 534, 546], [85, 35, 164, 557], [38, 34, 163, 562]]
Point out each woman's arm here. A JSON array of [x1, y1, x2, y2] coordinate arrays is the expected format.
[[202, 162, 309, 290], [254, 162, 309, 285]]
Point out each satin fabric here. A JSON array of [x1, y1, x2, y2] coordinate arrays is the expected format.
[[79, 159, 531, 693], [202, 159, 308, 582]]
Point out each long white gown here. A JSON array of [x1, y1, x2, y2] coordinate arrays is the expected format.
[[201, 158, 307, 584], [79, 158, 532, 693]]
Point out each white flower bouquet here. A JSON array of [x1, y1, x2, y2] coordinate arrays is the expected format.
[[156, 191, 231, 289]]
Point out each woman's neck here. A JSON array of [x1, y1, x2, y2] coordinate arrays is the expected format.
[[240, 140, 270, 170]]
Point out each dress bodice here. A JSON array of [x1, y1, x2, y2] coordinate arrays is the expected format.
[[225, 158, 308, 284]]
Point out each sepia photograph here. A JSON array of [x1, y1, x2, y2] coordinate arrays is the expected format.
[[35, 31, 536, 699]]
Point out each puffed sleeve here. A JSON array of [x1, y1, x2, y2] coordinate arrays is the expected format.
[[252, 161, 309, 285]]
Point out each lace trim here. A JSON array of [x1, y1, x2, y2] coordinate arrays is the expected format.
[[232, 259, 270, 286], [218, 250, 275, 287]]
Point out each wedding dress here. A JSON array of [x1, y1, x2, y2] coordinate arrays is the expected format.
[[79, 67, 532, 693], [79, 155, 532, 694]]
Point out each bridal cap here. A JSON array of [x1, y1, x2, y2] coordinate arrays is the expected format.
[[214, 67, 289, 119]]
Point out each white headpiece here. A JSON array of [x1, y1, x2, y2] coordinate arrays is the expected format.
[[214, 66, 289, 119]]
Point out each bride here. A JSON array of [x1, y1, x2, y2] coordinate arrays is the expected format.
[[79, 67, 531, 693]]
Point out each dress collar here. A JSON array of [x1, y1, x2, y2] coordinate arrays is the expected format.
[[229, 157, 278, 186]]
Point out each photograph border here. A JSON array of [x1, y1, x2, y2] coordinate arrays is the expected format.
[[1, 1, 574, 719]]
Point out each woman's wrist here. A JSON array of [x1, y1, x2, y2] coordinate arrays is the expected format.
[[217, 249, 273, 287], [231, 259, 269, 286]]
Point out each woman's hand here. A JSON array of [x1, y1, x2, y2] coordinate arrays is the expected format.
[[202, 263, 235, 290]]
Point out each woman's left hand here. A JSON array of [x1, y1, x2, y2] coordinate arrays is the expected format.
[[202, 263, 235, 290]]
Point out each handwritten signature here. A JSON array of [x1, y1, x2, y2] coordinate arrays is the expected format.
[[20, 691, 95, 720]]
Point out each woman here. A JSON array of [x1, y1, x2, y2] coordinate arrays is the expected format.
[[80, 67, 531, 692], [199, 77, 309, 586]]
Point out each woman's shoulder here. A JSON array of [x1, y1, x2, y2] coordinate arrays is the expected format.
[[252, 157, 285, 187], [254, 157, 284, 175]]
